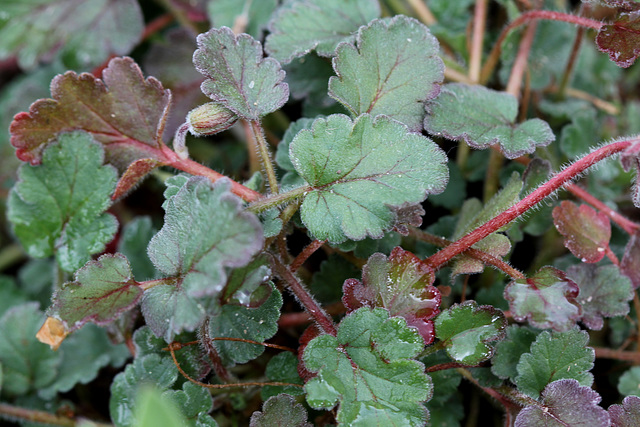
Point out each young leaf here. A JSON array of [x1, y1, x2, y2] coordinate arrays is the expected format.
[[553, 201, 611, 263], [434, 301, 507, 365], [10, 57, 171, 170], [596, 13, 640, 68], [567, 264, 633, 330], [328, 16, 444, 132], [424, 83, 555, 159], [50, 253, 142, 332], [515, 329, 594, 399], [342, 247, 441, 344], [504, 266, 581, 331], [609, 395, 640, 427], [291, 114, 448, 243], [193, 27, 289, 120], [7, 131, 118, 272], [618, 366, 640, 397], [303, 307, 432, 426], [515, 379, 609, 426], [621, 233, 640, 288], [262, 352, 305, 400], [250, 394, 311, 427], [265, 0, 380, 63], [491, 325, 538, 382], [0, 0, 143, 70]]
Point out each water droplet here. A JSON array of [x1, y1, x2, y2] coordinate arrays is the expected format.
[[249, 80, 255, 89]]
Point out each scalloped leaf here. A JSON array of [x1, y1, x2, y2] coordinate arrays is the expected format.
[[553, 201, 611, 263], [342, 247, 441, 344], [596, 12, 640, 68], [515, 379, 609, 426], [193, 27, 289, 120], [0, 0, 143, 70], [262, 352, 305, 400], [7, 131, 118, 272], [291, 114, 449, 243], [303, 307, 432, 426], [250, 394, 312, 427], [424, 83, 555, 159], [434, 301, 507, 365], [491, 325, 538, 382], [568, 264, 633, 330], [610, 395, 640, 427], [504, 266, 581, 331], [328, 16, 444, 131], [162, 382, 216, 426], [515, 329, 594, 399], [265, 0, 380, 63], [50, 253, 142, 332], [10, 57, 171, 170]]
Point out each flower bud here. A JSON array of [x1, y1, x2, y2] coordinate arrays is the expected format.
[[187, 102, 238, 136]]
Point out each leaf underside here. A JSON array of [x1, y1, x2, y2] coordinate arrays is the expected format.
[[553, 201, 611, 263]]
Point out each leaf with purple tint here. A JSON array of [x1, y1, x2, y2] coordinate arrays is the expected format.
[[621, 233, 640, 288], [553, 201, 611, 263], [597, 13, 640, 68], [342, 247, 441, 344], [568, 264, 633, 330], [328, 16, 444, 132], [610, 395, 640, 427], [434, 301, 507, 365], [50, 254, 142, 332], [10, 57, 171, 171], [515, 379, 609, 427], [193, 27, 289, 120], [504, 266, 581, 331]]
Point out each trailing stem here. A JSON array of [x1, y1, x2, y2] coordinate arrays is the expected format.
[[424, 139, 634, 271]]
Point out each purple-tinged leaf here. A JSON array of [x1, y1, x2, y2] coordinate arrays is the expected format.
[[621, 233, 640, 288], [424, 83, 555, 159], [329, 16, 444, 132], [51, 254, 142, 332], [553, 201, 611, 263], [597, 12, 640, 68], [391, 203, 425, 236], [505, 266, 581, 331], [250, 394, 312, 427], [610, 395, 640, 427], [568, 264, 633, 330], [342, 247, 440, 344], [193, 27, 289, 120], [434, 301, 507, 365], [515, 379, 609, 427], [112, 158, 163, 201], [10, 57, 171, 170]]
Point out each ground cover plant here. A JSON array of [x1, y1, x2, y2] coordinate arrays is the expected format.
[[2, 0, 640, 425]]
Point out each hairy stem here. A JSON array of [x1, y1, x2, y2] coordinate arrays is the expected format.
[[271, 256, 337, 336], [424, 139, 634, 271], [250, 120, 280, 194], [480, 10, 603, 84], [246, 185, 309, 214], [290, 240, 327, 272]]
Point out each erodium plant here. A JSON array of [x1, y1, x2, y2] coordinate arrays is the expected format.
[[2, 0, 640, 426]]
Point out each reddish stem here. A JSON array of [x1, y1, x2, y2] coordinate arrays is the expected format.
[[424, 140, 634, 271], [278, 302, 346, 328], [505, 18, 538, 97], [290, 240, 326, 272], [594, 346, 640, 363], [567, 183, 640, 235], [606, 247, 620, 266], [141, 13, 175, 41]]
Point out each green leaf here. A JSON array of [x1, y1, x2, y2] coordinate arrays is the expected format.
[[117, 216, 158, 281], [303, 307, 431, 426], [329, 16, 444, 131], [342, 247, 441, 344], [515, 379, 609, 426], [553, 201, 611, 263], [310, 254, 361, 304], [109, 354, 179, 427], [504, 266, 581, 331], [10, 57, 171, 170], [291, 114, 448, 243], [250, 394, 311, 427], [207, 0, 277, 38], [0, 276, 29, 317], [560, 108, 599, 159], [515, 329, 594, 399], [610, 395, 640, 427], [0, 0, 143, 70], [491, 325, 538, 382], [434, 301, 507, 365], [135, 386, 188, 427], [0, 303, 60, 397], [284, 54, 340, 117], [51, 253, 142, 331], [618, 366, 640, 397], [221, 255, 273, 308], [163, 382, 215, 426], [275, 117, 315, 188], [193, 27, 289, 120], [265, 0, 380, 63], [424, 83, 555, 159], [262, 352, 304, 400], [568, 264, 633, 330], [207, 287, 282, 365], [8, 131, 118, 272]]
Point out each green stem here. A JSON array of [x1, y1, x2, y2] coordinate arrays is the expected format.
[[0, 403, 112, 427], [250, 120, 280, 195], [246, 185, 310, 214]]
